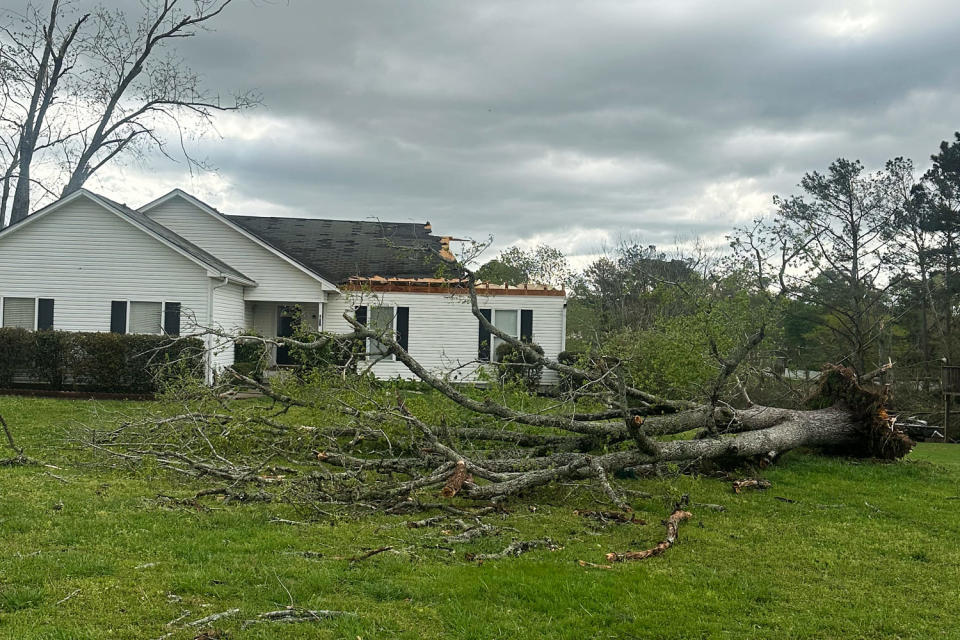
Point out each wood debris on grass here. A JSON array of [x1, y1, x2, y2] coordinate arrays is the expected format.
[[606, 509, 692, 562], [732, 478, 772, 493], [465, 538, 561, 563], [350, 546, 394, 562], [241, 607, 355, 628], [574, 509, 646, 525]]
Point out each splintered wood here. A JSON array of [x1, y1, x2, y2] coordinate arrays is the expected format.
[[605, 509, 692, 562], [440, 460, 470, 498]]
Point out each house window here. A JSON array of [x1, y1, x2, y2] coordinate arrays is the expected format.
[[368, 305, 396, 357], [111, 301, 173, 335], [356, 305, 410, 357], [2, 297, 36, 329], [479, 308, 534, 362], [491, 309, 518, 361], [129, 302, 163, 334]]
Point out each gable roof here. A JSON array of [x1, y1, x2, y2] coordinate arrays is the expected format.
[[139, 189, 338, 290], [93, 194, 255, 285], [226, 215, 452, 284], [0, 189, 255, 286]]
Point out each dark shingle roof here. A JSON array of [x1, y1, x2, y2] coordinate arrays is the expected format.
[[95, 194, 255, 284], [226, 215, 451, 284]]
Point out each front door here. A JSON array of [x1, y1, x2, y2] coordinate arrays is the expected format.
[[276, 305, 299, 365]]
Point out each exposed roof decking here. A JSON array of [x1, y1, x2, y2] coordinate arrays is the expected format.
[[344, 276, 566, 296], [227, 215, 452, 284]]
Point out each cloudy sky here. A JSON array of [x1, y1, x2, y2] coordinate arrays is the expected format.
[[91, 0, 960, 264]]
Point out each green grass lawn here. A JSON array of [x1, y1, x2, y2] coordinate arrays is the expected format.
[[1, 395, 959, 639]]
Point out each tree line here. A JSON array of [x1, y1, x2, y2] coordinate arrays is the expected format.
[[478, 133, 960, 403]]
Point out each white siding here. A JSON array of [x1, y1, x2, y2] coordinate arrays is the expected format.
[[0, 197, 212, 332], [324, 291, 567, 384], [144, 197, 328, 302], [210, 282, 246, 370]]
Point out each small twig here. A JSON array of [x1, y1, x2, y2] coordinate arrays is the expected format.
[[270, 518, 310, 526], [350, 546, 393, 562], [55, 589, 80, 606], [577, 560, 613, 570]]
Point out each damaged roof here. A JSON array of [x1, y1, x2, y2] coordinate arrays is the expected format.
[[226, 215, 455, 284]]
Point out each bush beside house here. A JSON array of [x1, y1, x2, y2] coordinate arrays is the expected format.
[[0, 329, 204, 393]]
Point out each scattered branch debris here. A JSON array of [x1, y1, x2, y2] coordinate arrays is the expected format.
[[574, 510, 645, 525], [407, 515, 446, 528], [606, 509, 692, 562], [242, 608, 355, 628], [465, 538, 561, 563], [444, 523, 500, 543]]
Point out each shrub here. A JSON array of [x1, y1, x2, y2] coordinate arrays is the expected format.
[[0, 328, 33, 387], [34, 331, 70, 390], [495, 341, 545, 390], [0, 329, 203, 393], [233, 335, 269, 379]]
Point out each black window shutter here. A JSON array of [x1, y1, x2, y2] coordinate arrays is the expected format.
[[353, 305, 368, 354], [110, 301, 127, 334], [478, 308, 492, 360], [396, 306, 409, 351], [37, 299, 54, 331], [164, 302, 181, 336], [520, 309, 533, 342]]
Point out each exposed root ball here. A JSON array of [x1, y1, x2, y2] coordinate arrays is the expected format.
[[810, 365, 914, 460]]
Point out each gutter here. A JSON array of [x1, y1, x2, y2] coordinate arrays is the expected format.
[[205, 276, 231, 384]]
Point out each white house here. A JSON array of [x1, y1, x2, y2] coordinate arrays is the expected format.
[[0, 189, 567, 383]]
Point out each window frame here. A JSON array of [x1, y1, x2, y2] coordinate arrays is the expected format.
[[490, 308, 521, 363], [112, 299, 174, 335], [0, 296, 41, 331], [366, 304, 398, 362]]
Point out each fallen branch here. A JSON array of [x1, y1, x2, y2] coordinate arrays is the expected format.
[[606, 509, 692, 562], [0, 414, 34, 465], [440, 459, 470, 498], [466, 538, 560, 563]]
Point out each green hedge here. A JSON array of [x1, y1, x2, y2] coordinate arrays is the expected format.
[[0, 329, 204, 392]]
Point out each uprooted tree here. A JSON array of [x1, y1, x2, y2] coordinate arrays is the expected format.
[[78, 235, 915, 521]]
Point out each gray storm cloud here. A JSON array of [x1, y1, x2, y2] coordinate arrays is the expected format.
[[84, 0, 960, 259]]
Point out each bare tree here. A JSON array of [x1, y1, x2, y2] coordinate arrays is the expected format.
[[0, 0, 256, 227]]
